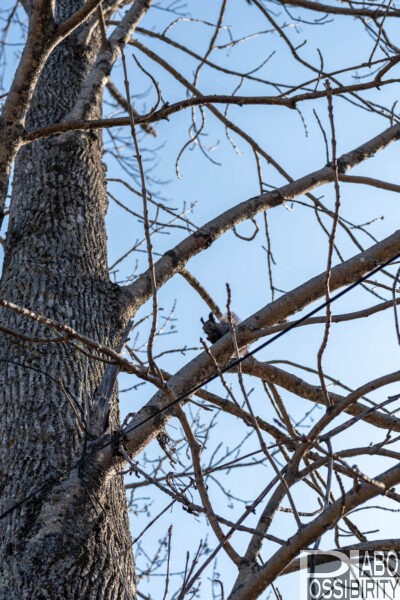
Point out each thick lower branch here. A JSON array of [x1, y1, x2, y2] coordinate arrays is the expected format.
[[227, 460, 400, 599], [99, 229, 400, 464]]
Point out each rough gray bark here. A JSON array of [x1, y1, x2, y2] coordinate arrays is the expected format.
[[0, 6, 135, 598]]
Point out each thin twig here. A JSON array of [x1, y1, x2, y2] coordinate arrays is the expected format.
[[120, 47, 162, 380], [317, 80, 341, 407]]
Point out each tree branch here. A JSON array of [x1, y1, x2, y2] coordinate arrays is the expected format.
[[104, 228, 400, 463], [227, 461, 400, 598], [241, 357, 400, 432], [122, 123, 400, 315], [67, 0, 152, 121]]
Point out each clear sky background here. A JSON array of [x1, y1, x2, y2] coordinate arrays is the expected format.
[[2, 0, 400, 598]]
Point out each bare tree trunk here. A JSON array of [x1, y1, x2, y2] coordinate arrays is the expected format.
[[0, 5, 135, 598]]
